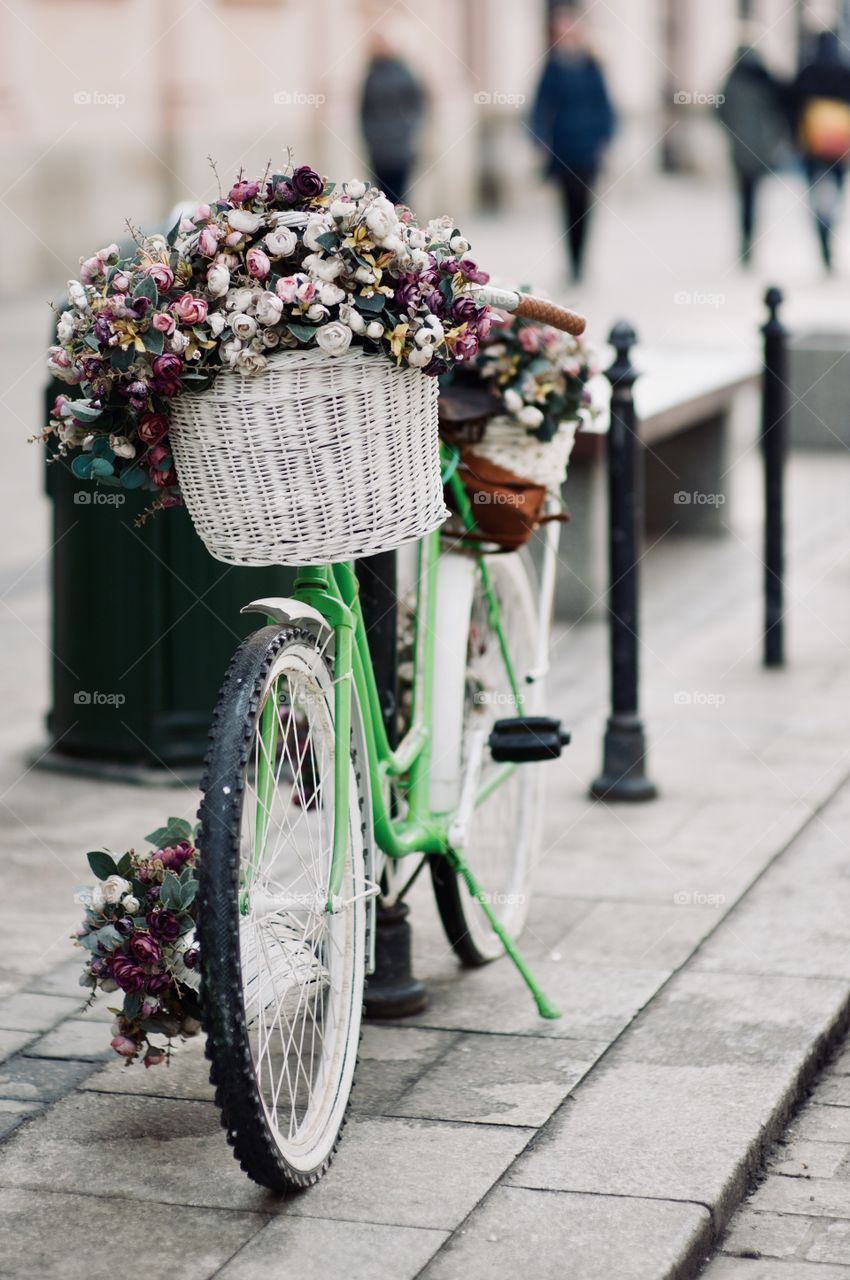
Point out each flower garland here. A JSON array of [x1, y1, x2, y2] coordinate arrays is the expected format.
[[75, 818, 201, 1067], [45, 161, 491, 514]]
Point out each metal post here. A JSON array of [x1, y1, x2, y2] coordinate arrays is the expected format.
[[357, 551, 428, 1018], [761, 287, 788, 668], [590, 322, 658, 802]]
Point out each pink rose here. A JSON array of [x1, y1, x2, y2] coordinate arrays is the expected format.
[[170, 293, 208, 325], [229, 179, 260, 203], [518, 326, 541, 353], [198, 225, 221, 257], [295, 279, 315, 304], [110, 271, 130, 293], [137, 413, 169, 445], [275, 276, 299, 303], [246, 247, 271, 280], [111, 1035, 138, 1058], [144, 263, 174, 292], [152, 312, 175, 334], [192, 203, 211, 223], [79, 256, 105, 285], [224, 231, 243, 248], [143, 1050, 166, 1069]]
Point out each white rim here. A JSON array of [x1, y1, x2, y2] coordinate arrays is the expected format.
[[238, 639, 364, 1173]]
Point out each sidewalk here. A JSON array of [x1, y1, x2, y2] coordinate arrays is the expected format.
[[2, 173, 850, 1277]]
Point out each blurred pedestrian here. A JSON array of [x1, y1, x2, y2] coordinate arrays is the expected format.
[[794, 30, 850, 271], [529, 7, 616, 283], [359, 35, 425, 206], [717, 45, 790, 266]]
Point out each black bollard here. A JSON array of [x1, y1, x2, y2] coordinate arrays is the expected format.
[[590, 322, 658, 802], [761, 288, 788, 668], [357, 550, 428, 1018]]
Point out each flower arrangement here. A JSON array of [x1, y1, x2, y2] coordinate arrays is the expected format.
[[75, 817, 201, 1067], [44, 160, 491, 514]]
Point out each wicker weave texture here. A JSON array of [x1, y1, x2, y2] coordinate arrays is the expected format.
[[470, 416, 579, 493], [168, 347, 447, 565]]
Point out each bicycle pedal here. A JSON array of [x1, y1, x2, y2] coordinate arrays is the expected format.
[[488, 717, 571, 763]]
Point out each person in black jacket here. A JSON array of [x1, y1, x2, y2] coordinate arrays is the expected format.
[[794, 30, 850, 270], [529, 8, 616, 282], [718, 47, 790, 265], [360, 35, 425, 206]]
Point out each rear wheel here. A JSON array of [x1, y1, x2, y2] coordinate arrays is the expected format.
[[197, 625, 367, 1191], [430, 552, 544, 965]]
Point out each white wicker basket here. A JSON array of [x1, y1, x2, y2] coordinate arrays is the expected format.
[[469, 416, 579, 493], [167, 346, 447, 566]]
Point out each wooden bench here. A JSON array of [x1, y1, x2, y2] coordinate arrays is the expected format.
[[541, 347, 761, 619]]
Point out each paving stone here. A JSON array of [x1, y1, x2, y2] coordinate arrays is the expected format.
[[217, 1217, 447, 1280], [80, 1035, 214, 1102], [772, 1138, 850, 1179], [0, 1091, 272, 1212], [26, 962, 87, 1000], [0, 1030, 34, 1065], [0, 1186, 266, 1279], [0, 1106, 40, 1140], [0, 1055, 100, 1103], [806, 1219, 850, 1266], [548, 900, 721, 970], [818, 1076, 850, 1107], [721, 1209, 814, 1259], [791, 1105, 850, 1145], [353, 1025, 458, 1115], [0, 991, 81, 1033], [285, 1116, 533, 1229], [750, 1174, 850, 1219], [703, 1258, 850, 1279], [420, 1185, 711, 1280], [828, 1045, 850, 1076], [25, 1018, 113, 1062], [389, 1033, 603, 1127]]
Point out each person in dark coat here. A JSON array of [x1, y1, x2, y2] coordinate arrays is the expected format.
[[793, 30, 850, 271], [717, 47, 790, 265], [529, 8, 616, 282], [360, 35, 425, 206]]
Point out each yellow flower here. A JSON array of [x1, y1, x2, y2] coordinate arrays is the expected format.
[[389, 322, 409, 360]]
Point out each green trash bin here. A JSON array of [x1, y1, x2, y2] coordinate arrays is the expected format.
[[44, 384, 294, 778]]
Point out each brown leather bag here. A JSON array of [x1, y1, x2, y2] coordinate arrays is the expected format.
[[449, 450, 566, 550]]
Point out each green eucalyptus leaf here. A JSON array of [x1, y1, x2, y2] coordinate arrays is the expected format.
[[119, 464, 146, 490], [96, 924, 124, 952], [354, 293, 386, 314], [286, 322, 318, 343], [142, 328, 165, 355], [69, 401, 104, 423], [87, 850, 119, 880], [71, 455, 94, 480], [89, 457, 115, 478], [133, 275, 158, 305], [159, 872, 182, 910], [165, 213, 183, 247], [315, 232, 339, 252]]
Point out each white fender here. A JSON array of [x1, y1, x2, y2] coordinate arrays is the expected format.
[[240, 596, 331, 633]]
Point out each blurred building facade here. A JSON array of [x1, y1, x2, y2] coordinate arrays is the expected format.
[[0, 0, 845, 296]]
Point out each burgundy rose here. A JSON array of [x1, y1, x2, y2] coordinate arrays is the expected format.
[[442, 257, 489, 285], [153, 467, 178, 489], [114, 916, 135, 937], [130, 933, 162, 965], [137, 413, 169, 446], [269, 178, 297, 206], [423, 288, 445, 317], [423, 356, 448, 378], [474, 309, 493, 341], [394, 279, 421, 313], [146, 972, 173, 994], [451, 331, 480, 362], [128, 295, 152, 320], [450, 296, 478, 325], [148, 909, 180, 943], [151, 353, 183, 398], [291, 165, 324, 198], [93, 316, 112, 348], [109, 954, 146, 994], [183, 946, 200, 970], [229, 179, 260, 204], [158, 840, 194, 872]]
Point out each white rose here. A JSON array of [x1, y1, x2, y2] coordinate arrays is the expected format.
[[407, 346, 433, 368], [329, 199, 354, 225], [414, 326, 434, 347], [264, 228, 297, 257], [450, 235, 471, 254], [57, 311, 76, 342], [67, 280, 89, 311], [206, 262, 230, 297], [344, 179, 367, 199], [226, 287, 255, 313], [236, 349, 268, 374], [319, 282, 345, 307], [303, 253, 342, 282], [222, 339, 242, 368], [170, 331, 189, 354], [426, 216, 453, 244], [261, 328, 280, 349], [255, 292, 284, 326], [121, 894, 140, 914], [305, 304, 328, 322], [365, 203, 397, 244], [519, 405, 544, 428], [503, 389, 524, 415], [227, 209, 263, 234], [109, 434, 135, 459], [340, 304, 366, 335], [316, 321, 353, 357], [303, 216, 332, 251], [101, 874, 132, 905], [230, 313, 257, 340], [366, 320, 384, 340], [208, 311, 226, 337], [424, 316, 444, 342]]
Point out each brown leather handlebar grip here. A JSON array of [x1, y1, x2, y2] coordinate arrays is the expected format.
[[513, 294, 586, 336]]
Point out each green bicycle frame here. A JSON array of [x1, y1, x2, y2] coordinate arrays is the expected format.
[[253, 454, 560, 1020]]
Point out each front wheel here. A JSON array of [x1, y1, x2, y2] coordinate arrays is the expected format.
[[197, 625, 368, 1191]]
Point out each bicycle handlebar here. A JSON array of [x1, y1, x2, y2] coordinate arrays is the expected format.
[[468, 286, 587, 337]]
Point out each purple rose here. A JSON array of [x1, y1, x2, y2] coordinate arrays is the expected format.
[[291, 165, 324, 198], [93, 316, 112, 348], [474, 309, 493, 341], [394, 279, 421, 314], [450, 297, 478, 325], [228, 179, 260, 204], [423, 288, 445, 317], [147, 909, 180, 943], [130, 934, 162, 965], [151, 353, 183, 398], [183, 946, 200, 970], [442, 258, 489, 285], [450, 331, 480, 362], [269, 178, 297, 206], [157, 840, 195, 872], [114, 916, 135, 937], [121, 380, 150, 410], [128, 295, 152, 320], [110, 954, 146, 994]]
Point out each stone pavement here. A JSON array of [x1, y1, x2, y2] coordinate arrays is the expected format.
[[2, 173, 850, 1277]]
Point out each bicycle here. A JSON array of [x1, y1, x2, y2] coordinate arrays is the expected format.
[[194, 288, 586, 1191]]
